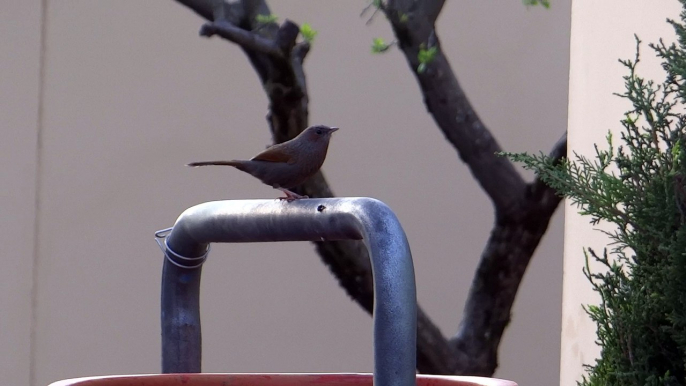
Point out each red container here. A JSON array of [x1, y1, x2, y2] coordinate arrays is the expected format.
[[49, 373, 516, 386]]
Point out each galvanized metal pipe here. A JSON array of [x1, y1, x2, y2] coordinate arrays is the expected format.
[[159, 197, 416, 386]]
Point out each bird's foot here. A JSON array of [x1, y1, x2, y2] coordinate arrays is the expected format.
[[277, 188, 308, 201]]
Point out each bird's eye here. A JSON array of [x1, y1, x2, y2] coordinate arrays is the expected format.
[[316, 129, 323, 135]]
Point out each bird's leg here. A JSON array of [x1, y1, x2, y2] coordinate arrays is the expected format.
[[277, 188, 308, 201]]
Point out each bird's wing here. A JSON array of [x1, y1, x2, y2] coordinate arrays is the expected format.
[[251, 144, 296, 164]]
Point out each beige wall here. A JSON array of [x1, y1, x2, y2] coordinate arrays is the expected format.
[[1, 1, 570, 386], [1, 2, 43, 386], [562, 1, 682, 385]]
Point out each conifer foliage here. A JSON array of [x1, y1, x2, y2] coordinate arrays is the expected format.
[[508, 2, 686, 384]]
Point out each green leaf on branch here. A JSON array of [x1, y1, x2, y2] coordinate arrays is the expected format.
[[255, 14, 278, 24], [417, 44, 438, 73], [522, 0, 551, 8], [371, 38, 392, 53], [300, 23, 318, 43]]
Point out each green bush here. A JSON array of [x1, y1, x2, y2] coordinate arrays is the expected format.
[[507, 2, 686, 384]]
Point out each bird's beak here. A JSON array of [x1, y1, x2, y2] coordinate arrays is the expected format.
[[330, 127, 339, 133]]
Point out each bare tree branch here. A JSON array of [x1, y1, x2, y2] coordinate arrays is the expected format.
[[406, 132, 567, 376], [384, 0, 526, 212], [382, 0, 566, 375], [200, 20, 285, 58], [174, 0, 454, 372], [386, 0, 445, 24], [175, 0, 217, 21], [174, 0, 566, 377], [450, 132, 566, 375]]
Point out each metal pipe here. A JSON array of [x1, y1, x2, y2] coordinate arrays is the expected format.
[[158, 197, 416, 386]]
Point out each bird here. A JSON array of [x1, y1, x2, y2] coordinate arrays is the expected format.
[[187, 125, 338, 200]]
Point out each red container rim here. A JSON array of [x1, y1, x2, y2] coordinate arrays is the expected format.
[[49, 373, 517, 386]]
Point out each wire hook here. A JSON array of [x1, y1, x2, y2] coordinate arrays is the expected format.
[[155, 227, 210, 269]]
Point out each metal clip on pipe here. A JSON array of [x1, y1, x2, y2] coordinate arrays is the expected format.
[[156, 197, 417, 386]]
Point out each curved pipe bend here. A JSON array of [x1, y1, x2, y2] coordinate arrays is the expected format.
[[160, 197, 416, 386]]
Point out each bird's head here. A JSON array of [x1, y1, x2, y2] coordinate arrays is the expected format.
[[300, 125, 339, 143]]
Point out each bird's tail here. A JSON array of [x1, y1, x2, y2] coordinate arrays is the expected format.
[[187, 160, 241, 167]]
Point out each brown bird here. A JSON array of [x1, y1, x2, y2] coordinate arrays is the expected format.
[[188, 125, 338, 200]]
